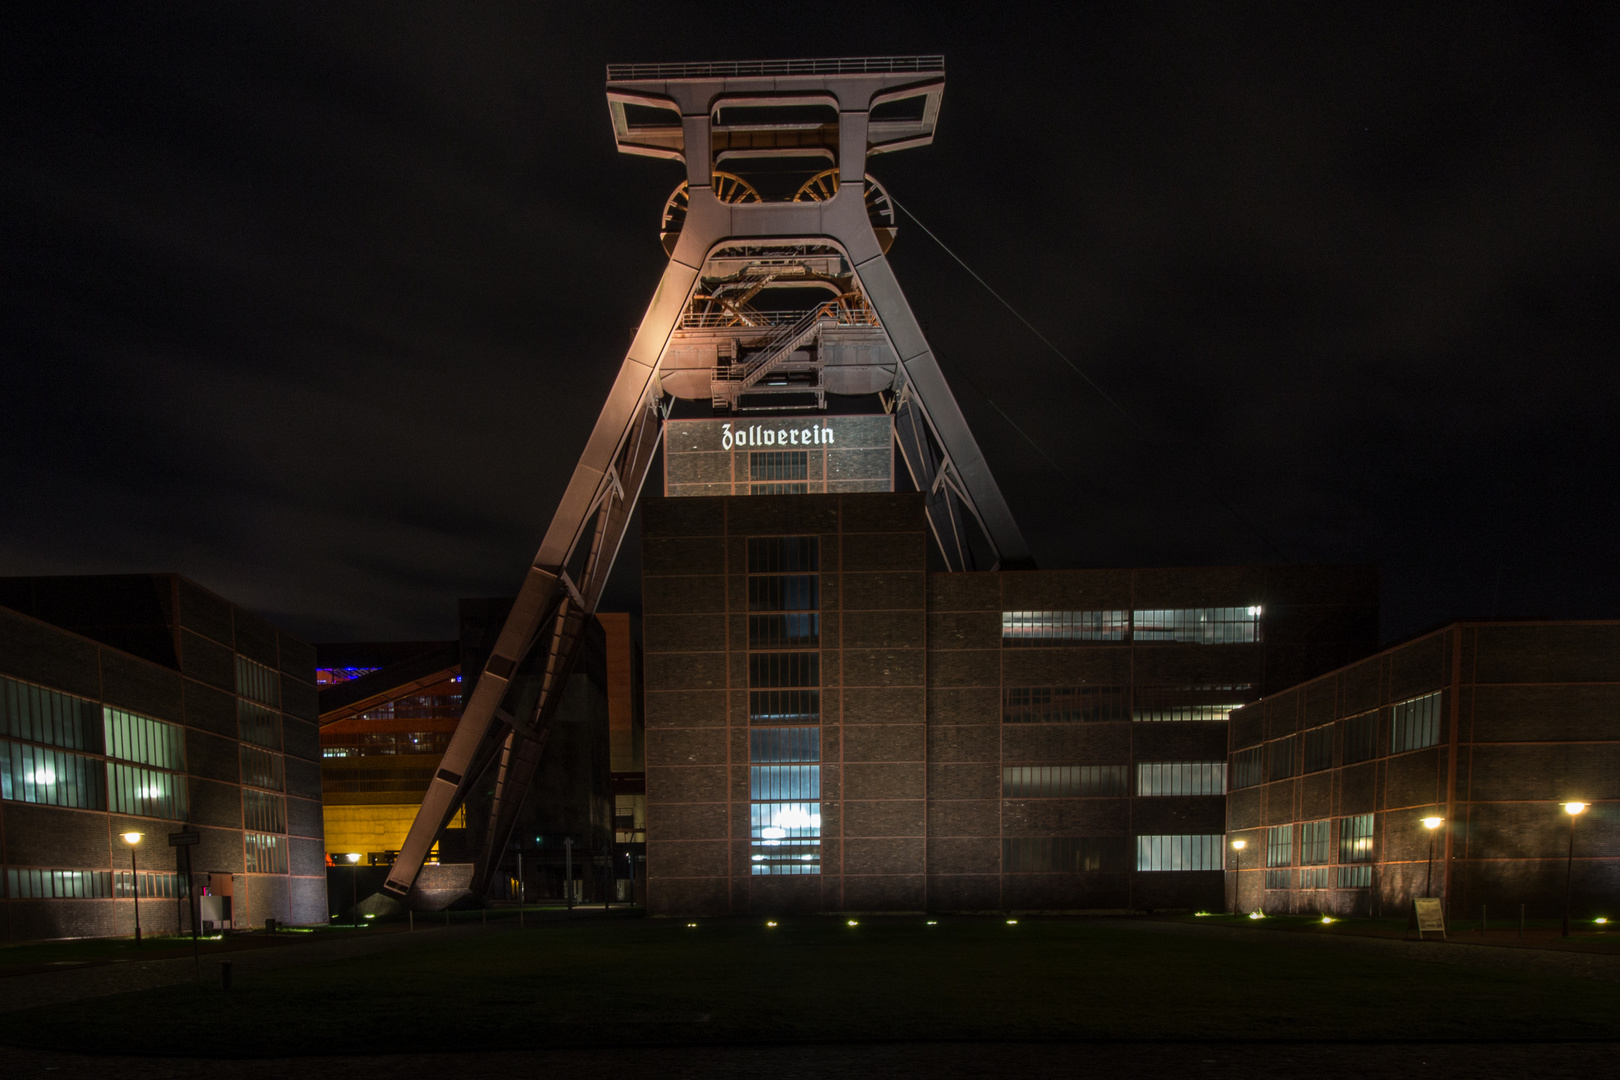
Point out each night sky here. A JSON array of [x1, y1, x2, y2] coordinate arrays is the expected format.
[[3, 4, 1616, 645]]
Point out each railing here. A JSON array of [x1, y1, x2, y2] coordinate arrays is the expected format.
[[608, 57, 943, 81], [680, 310, 804, 330]]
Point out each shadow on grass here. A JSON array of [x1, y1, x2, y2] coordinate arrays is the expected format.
[[2, 916, 1617, 1056]]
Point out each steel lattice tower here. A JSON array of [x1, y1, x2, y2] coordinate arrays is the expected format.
[[384, 57, 1028, 902]]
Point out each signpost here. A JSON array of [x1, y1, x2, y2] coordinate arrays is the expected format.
[[170, 831, 201, 978], [1412, 897, 1446, 940]]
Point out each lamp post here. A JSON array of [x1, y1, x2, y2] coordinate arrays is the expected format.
[[122, 832, 143, 943], [1421, 817, 1444, 899], [1562, 802, 1587, 938], [1230, 839, 1247, 915], [345, 853, 361, 927]]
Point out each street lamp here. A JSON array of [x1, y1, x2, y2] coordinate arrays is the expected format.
[[345, 853, 361, 927], [122, 832, 143, 943], [1421, 817, 1444, 899], [1562, 802, 1587, 938], [1230, 839, 1247, 915]]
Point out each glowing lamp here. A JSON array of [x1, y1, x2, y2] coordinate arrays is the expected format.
[[1565, 802, 1587, 816], [1422, 817, 1443, 830], [766, 921, 777, 928], [847, 919, 859, 927], [1006, 919, 1018, 925], [345, 852, 361, 864], [1321, 916, 1335, 924], [1231, 839, 1247, 850], [122, 831, 142, 845]]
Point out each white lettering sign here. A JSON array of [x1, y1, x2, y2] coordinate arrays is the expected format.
[[721, 422, 835, 451]]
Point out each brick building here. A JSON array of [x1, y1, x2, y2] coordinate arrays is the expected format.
[[1228, 620, 1620, 920], [0, 574, 326, 941], [640, 492, 1376, 916]]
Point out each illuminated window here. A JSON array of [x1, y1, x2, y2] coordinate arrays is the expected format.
[[1001, 765, 1128, 798], [243, 788, 287, 833], [0, 741, 106, 809], [1136, 834, 1225, 871], [1302, 725, 1334, 773], [1300, 867, 1331, 889], [1391, 692, 1442, 753], [1342, 711, 1378, 763], [1002, 686, 1126, 723], [1131, 607, 1262, 644], [1266, 824, 1294, 868], [244, 832, 288, 874], [1337, 865, 1372, 888], [1136, 762, 1226, 796], [1268, 735, 1298, 781], [108, 763, 188, 820], [235, 656, 281, 708], [114, 871, 188, 899], [1001, 610, 1128, 646], [103, 708, 185, 771], [749, 613, 820, 648], [0, 675, 102, 752], [1003, 836, 1126, 872], [6, 868, 113, 899], [1338, 813, 1375, 864], [1231, 746, 1264, 790], [1299, 820, 1331, 865]]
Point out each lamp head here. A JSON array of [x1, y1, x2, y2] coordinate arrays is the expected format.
[[345, 852, 362, 864], [121, 831, 142, 845], [1422, 817, 1444, 830], [1565, 802, 1587, 816], [1231, 839, 1247, 850]]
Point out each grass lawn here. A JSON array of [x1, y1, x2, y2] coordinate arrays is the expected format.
[[2, 914, 1617, 1056]]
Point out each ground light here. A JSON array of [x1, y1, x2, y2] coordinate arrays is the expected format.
[[766, 921, 777, 928], [1006, 919, 1018, 925], [1597, 918, 1609, 925], [1321, 916, 1335, 924], [686, 922, 698, 929], [926, 920, 938, 925], [847, 920, 858, 927], [1248, 911, 1265, 920]]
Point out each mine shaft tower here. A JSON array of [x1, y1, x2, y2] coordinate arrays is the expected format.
[[384, 56, 1029, 902]]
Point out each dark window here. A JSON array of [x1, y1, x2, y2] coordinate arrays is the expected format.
[[1266, 824, 1294, 867], [1300, 867, 1331, 889], [1391, 692, 1442, 753], [747, 536, 819, 573], [749, 690, 820, 724], [1337, 865, 1372, 888], [0, 675, 103, 753], [1268, 735, 1298, 781], [1265, 869, 1293, 890], [6, 868, 113, 899], [235, 657, 281, 708], [748, 575, 819, 612], [1002, 686, 1127, 723], [1132, 682, 1258, 722], [1232, 747, 1264, 789], [750, 451, 808, 481], [749, 652, 819, 689], [238, 701, 281, 752], [240, 745, 284, 791], [1303, 725, 1334, 773], [243, 789, 287, 834], [1001, 765, 1128, 798], [749, 613, 820, 649], [1003, 836, 1127, 873], [1342, 712, 1378, 763]]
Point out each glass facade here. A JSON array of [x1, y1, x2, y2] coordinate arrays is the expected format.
[[6, 868, 113, 899], [1136, 761, 1226, 796], [0, 741, 105, 809], [1136, 834, 1225, 871], [1001, 764, 1128, 798], [1003, 607, 1262, 647], [1, 675, 102, 752], [1004, 836, 1127, 873], [1392, 691, 1442, 753], [1002, 686, 1127, 723]]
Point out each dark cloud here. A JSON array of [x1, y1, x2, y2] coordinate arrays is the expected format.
[[3, 3, 1617, 643]]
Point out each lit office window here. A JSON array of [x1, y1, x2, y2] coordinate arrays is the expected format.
[[1136, 834, 1225, 871], [240, 745, 285, 791], [1342, 711, 1378, 763], [0, 741, 106, 809], [1003, 836, 1127, 873], [1231, 746, 1264, 789], [1300, 867, 1331, 889], [1003, 686, 1127, 723], [1266, 824, 1294, 868], [6, 868, 113, 899], [1136, 762, 1226, 796], [1134, 683, 1259, 724], [749, 803, 820, 875], [114, 871, 188, 899], [1391, 691, 1442, 753], [1338, 813, 1375, 864], [1001, 765, 1128, 798], [1001, 610, 1129, 646], [108, 763, 188, 820], [747, 536, 819, 573], [243, 788, 287, 833], [1131, 607, 1262, 644], [235, 657, 281, 708], [1302, 725, 1334, 773], [0, 676, 102, 752], [1299, 820, 1331, 865], [749, 613, 820, 648], [749, 690, 820, 724], [1337, 865, 1372, 888], [103, 708, 185, 771], [244, 832, 288, 874], [1133, 703, 1245, 722], [238, 701, 281, 751], [750, 764, 820, 801], [1268, 734, 1298, 781]]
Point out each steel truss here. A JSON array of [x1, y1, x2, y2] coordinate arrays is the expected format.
[[384, 57, 1029, 902]]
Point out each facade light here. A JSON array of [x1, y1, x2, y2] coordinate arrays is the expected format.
[[1231, 839, 1247, 850], [1565, 802, 1587, 816], [122, 831, 142, 845], [1422, 816, 1443, 830], [345, 852, 361, 864]]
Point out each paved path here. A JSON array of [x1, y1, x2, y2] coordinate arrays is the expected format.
[[0, 923, 492, 1014], [1127, 917, 1620, 982], [4, 1040, 1619, 1079]]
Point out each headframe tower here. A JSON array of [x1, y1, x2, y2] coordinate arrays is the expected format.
[[383, 57, 1029, 902]]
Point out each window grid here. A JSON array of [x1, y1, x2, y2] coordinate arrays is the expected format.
[[238, 701, 281, 751], [1001, 610, 1128, 646], [1265, 868, 1293, 890], [1268, 735, 1298, 781], [235, 656, 281, 708], [1303, 725, 1334, 773], [103, 708, 185, 770], [751, 482, 809, 495], [1, 676, 102, 752], [1003, 836, 1127, 873], [749, 765, 820, 801], [1299, 820, 1331, 865], [746, 537, 819, 574], [1300, 867, 1332, 890], [1232, 746, 1264, 789], [1136, 834, 1225, 871], [749, 652, 820, 689], [1131, 607, 1263, 644], [749, 450, 809, 481], [244, 788, 287, 833], [6, 868, 113, 899], [749, 802, 820, 875], [0, 741, 106, 809], [1136, 762, 1226, 796], [1001, 765, 1129, 798], [244, 832, 289, 874], [1342, 712, 1378, 764], [748, 613, 820, 649], [1338, 813, 1375, 864], [114, 871, 188, 899], [1337, 865, 1372, 888], [1266, 824, 1294, 867], [108, 763, 188, 820], [1003, 686, 1127, 723], [1391, 691, 1442, 753], [749, 727, 820, 763], [241, 745, 285, 791], [748, 690, 820, 724]]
